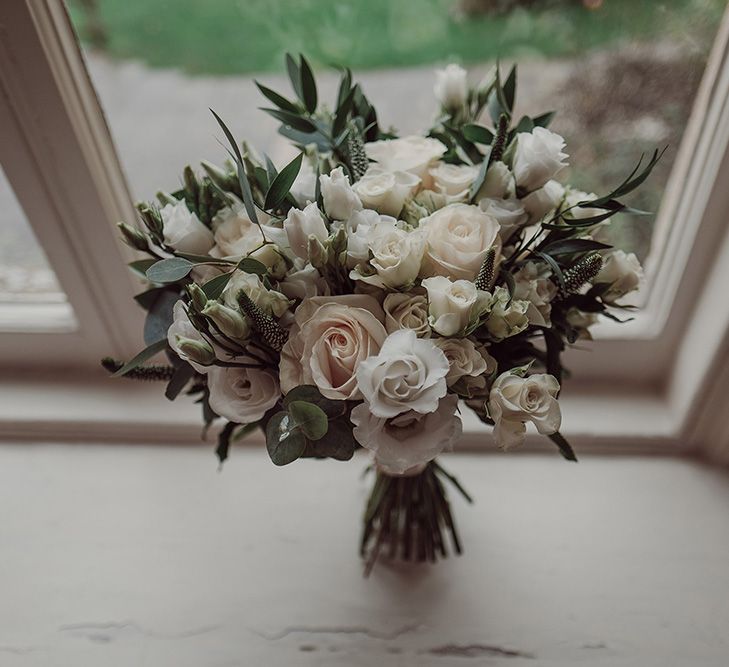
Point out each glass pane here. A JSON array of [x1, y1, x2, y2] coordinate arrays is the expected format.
[[67, 0, 726, 263], [0, 164, 66, 302]]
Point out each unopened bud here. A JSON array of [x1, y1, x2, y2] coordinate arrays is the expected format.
[[307, 235, 328, 269], [202, 302, 249, 339], [117, 222, 149, 251], [330, 225, 348, 256], [187, 283, 209, 311], [175, 336, 215, 366]]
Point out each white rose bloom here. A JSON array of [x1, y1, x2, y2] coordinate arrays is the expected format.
[[283, 202, 329, 260], [489, 371, 561, 449], [167, 300, 213, 373], [433, 337, 491, 387], [278, 262, 330, 302], [160, 199, 214, 254], [513, 261, 558, 327], [434, 64, 468, 112], [475, 161, 515, 200], [356, 329, 449, 418], [210, 201, 266, 259], [352, 167, 420, 218], [279, 294, 387, 400], [342, 208, 399, 266], [350, 223, 425, 290], [365, 135, 446, 188], [429, 162, 479, 198], [289, 158, 317, 208], [222, 271, 290, 318], [485, 286, 530, 341], [320, 166, 362, 221], [207, 364, 280, 424], [596, 250, 643, 303], [521, 179, 565, 223], [513, 127, 568, 192], [351, 394, 462, 475], [383, 293, 431, 337], [422, 275, 490, 337], [479, 197, 528, 242], [419, 203, 501, 280]]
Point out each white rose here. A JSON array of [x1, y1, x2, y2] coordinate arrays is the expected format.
[[342, 208, 399, 266], [365, 135, 446, 188], [479, 197, 528, 242], [596, 250, 643, 303], [278, 262, 330, 302], [429, 162, 478, 198], [356, 329, 449, 417], [279, 294, 387, 400], [513, 261, 558, 327], [489, 371, 561, 449], [222, 271, 290, 318], [485, 286, 530, 341], [320, 166, 362, 221], [283, 202, 329, 260], [383, 293, 431, 337], [167, 300, 213, 373], [419, 203, 501, 280], [352, 167, 420, 218], [160, 200, 214, 254], [289, 158, 317, 208], [434, 64, 468, 112], [210, 201, 266, 259], [422, 275, 490, 336], [513, 127, 568, 192], [521, 179, 565, 223], [475, 161, 515, 200], [351, 394, 462, 475], [207, 364, 280, 424], [433, 337, 491, 387], [350, 223, 425, 290]]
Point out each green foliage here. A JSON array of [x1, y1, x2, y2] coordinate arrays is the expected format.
[[110, 339, 168, 377], [146, 257, 194, 284]]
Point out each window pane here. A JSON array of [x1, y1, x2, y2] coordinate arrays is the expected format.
[[67, 0, 725, 264]]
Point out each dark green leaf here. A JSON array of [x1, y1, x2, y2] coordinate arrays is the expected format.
[[146, 258, 194, 284], [337, 67, 352, 108], [264, 152, 303, 210], [303, 418, 356, 461], [264, 154, 278, 185], [299, 54, 317, 113], [462, 124, 494, 145], [502, 64, 517, 113], [237, 257, 268, 276], [541, 239, 611, 255], [261, 107, 318, 133], [202, 271, 234, 299], [534, 251, 565, 290], [548, 431, 577, 462], [266, 411, 307, 466], [533, 111, 555, 128], [134, 286, 168, 311], [469, 158, 490, 202], [128, 258, 158, 278], [514, 115, 534, 133], [285, 53, 304, 101], [216, 421, 237, 465], [287, 400, 328, 440], [283, 385, 344, 419], [254, 81, 299, 113], [143, 288, 180, 345], [112, 339, 167, 377], [165, 362, 195, 400]]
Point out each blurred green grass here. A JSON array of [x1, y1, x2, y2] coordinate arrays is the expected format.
[[68, 0, 726, 75]]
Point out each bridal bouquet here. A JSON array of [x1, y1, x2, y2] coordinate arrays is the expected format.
[[106, 56, 659, 573]]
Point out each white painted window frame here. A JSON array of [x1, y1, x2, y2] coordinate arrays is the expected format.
[[1, 0, 729, 464]]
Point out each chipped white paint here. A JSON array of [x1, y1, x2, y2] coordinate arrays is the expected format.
[[1, 444, 728, 665]]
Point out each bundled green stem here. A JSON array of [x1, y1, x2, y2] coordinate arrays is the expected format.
[[360, 460, 472, 576]]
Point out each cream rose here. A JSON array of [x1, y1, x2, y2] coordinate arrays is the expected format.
[[513, 127, 568, 192], [355, 329, 449, 418], [434, 64, 468, 112], [351, 394, 462, 475], [383, 293, 431, 337], [429, 162, 478, 198], [365, 136, 446, 188], [207, 364, 280, 424], [489, 371, 561, 449], [352, 167, 420, 218], [210, 201, 266, 259], [433, 337, 491, 387], [320, 166, 362, 221], [160, 200, 214, 254], [342, 208, 398, 266], [521, 179, 565, 223], [475, 161, 515, 200], [513, 261, 558, 327], [419, 203, 501, 280], [422, 275, 490, 337], [283, 202, 329, 260], [485, 286, 530, 341], [596, 250, 643, 304], [279, 294, 387, 400], [479, 197, 528, 242]]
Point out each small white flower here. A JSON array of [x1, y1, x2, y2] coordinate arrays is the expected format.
[[352, 167, 420, 218], [419, 203, 501, 280], [434, 64, 468, 112], [489, 371, 561, 449], [356, 329, 449, 418], [596, 250, 643, 303], [351, 394, 462, 475], [341, 208, 399, 266], [283, 202, 329, 260], [207, 364, 281, 424], [320, 166, 362, 221], [383, 293, 431, 337], [421, 275, 490, 337], [160, 199, 214, 254], [365, 135, 446, 188], [485, 286, 530, 341], [513, 127, 568, 192]]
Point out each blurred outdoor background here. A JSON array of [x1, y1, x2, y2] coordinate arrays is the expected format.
[[2, 0, 725, 299]]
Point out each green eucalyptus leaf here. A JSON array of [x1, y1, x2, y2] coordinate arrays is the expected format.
[[283, 385, 343, 419], [266, 411, 307, 466], [287, 400, 328, 441], [262, 107, 318, 134], [146, 257, 194, 284], [255, 81, 300, 114], [128, 258, 158, 278], [237, 257, 268, 276], [143, 288, 180, 345], [462, 123, 494, 145], [112, 339, 168, 378], [202, 271, 234, 299], [303, 418, 357, 461], [264, 152, 303, 210]]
